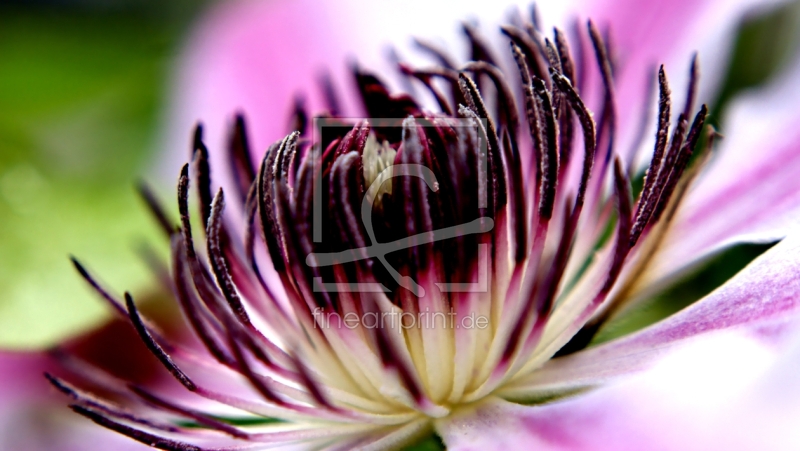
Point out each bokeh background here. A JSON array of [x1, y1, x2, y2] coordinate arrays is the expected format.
[[1, 0, 800, 353], [0, 0, 206, 348]]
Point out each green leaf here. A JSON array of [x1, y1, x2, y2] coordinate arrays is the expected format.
[[714, 0, 800, 113]]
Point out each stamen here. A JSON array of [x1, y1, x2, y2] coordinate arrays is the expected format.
[[630, 65, 672, 247], [353, 67, 419, 121], [563, 158, 633, 358], [549, 33, 575, 171], [461, 61, 520, 139], [656, 113, 690, 189], [171, 235, 236, 367], [69, 405, 203, 451], [411, 38, 462, 108], [225, 325, 286, 406], [501, 25, 549, 81], [398, 117, 434, 273], [413, 37, 457, 69], [45, 373, 183, 434], [532, 78, 558, 220], [606, 157, 634, 294], [129, 385, 249, 439], [462, 22, 500, 67], [625, 65, 658, 174], [318, 70, 343, 116], [290, 348, 338, 411], [529, 3, 542, 32], [570, 19, 588, 94], [257, 142, 288, 273], [458, 73, 505, 212], [588, 20, 617, 164], [550, 70, 596, 213], [177, 164, 198, 260], [543, 38, 562, 75], [651, 105, 708, 221], [510, 43, 532, 87], [227, 113, 256, 204], [457, 106, 493, 218], [289, 94, 308, 135], [537, 197, 578, 319], [178, 166, 253, 329], [125, 292, 197, 392], [683, 53, 699, 120], [512, 198, 577, 366], [137, 181, 176, 237], [510, 43, 544, 209], [398, 64, 455, 115], [206, 189, 253, 327], [375, 324, 424, 404], [332, 151, 368, 252], [501, 128, 528, 262], [272, 139, 335, 311], [192, 124, 213, 231], [70, 257, 127, 318], [558, 157, 634, 357], [553, 28, 577, 86]]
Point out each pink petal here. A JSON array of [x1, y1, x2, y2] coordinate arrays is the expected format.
[[438, 330, 795, 451], [0, 352, 145, 451], [163, 0, 351, 181], [162, 0, 573, 182], [728, 333, 800, 450], [504, 231, 800, 396], [578, 0, 785, 166]]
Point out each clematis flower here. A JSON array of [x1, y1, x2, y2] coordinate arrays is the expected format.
[[8, 0, 800, 450]]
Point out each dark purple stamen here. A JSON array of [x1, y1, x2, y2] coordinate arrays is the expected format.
[[137, 181, 177, 237], [70, 405, 203, 451], [227, 113, 257, 203], [125, 293, 196, 392], [129, 385, 249, 439], [192, 125, 213, 231], [501, 25, 550, 81], [588, 20, 617, 166], [206, 189, 252, 327]]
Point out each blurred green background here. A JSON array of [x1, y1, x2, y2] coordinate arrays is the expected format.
[[0, 0, 206, 348], [0, 0, 799, 357]]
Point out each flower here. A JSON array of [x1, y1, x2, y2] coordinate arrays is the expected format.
[[9, 0, 800, 450]]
